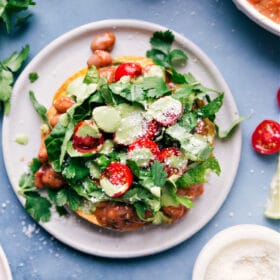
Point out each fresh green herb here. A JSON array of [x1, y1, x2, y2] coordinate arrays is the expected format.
[[29, 91, 50, 127], [25, 192, 51, 222], [176, 156, 221, 188], [0, 0, 36, 33], [216, 116, 246, 139], [150, 160, 167, 187], [28, 72, 38, 83], [146, 30, 188, 83], [83, 65, 99, 84], [0, 45, 29, 114]]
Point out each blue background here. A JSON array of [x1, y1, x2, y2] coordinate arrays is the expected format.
[[0, 1, 279, 279]]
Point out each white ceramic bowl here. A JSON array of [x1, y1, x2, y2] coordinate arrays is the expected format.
[[192, 224, 280, 280], [0, 247, 12, 280], [233, 0, 280, 36]]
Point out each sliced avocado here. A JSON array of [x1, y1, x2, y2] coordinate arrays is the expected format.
[[99, 139, 114, 154], [76, 122, 101, 138], [114, 111, 146, 145], [116, 103, 143, 118], [92, 106, 121, 133]]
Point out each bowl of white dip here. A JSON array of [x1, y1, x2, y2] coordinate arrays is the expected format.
[[192, 224, 280, 280]]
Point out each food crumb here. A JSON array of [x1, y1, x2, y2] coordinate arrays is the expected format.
[[15, 134, 29, 145], [22, 224, 36, 238]]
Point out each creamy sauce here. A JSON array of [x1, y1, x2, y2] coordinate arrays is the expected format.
[[248, 0, 280, 24], [205, 239, 280, 280]]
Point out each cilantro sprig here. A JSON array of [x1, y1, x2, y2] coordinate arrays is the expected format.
[[0, 0, 36, 33], [0, 45, 29, 114], [146, 30, 188, 83]]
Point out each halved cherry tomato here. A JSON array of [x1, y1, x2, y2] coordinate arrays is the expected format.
[[251, 120, 280, 155], [73, 120, 104, 153], [115, 62, 142, 81], [159, 147, 188, 177], [277, 88, 280, 108], [100, 162, 133, 197], [143, 119, 161, 139], [128, 137, 160, 167]]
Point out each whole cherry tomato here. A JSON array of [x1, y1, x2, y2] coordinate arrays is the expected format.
[[277, 88, 280, 108], [115, 62, 142, 81], [251, 120, 280, 155]]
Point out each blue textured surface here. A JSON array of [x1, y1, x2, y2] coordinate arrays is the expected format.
[[0, 1, 279, 279]]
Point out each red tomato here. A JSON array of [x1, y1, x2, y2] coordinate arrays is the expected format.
[[277, 88, 280, 108], [144, 119, 161, 139], [251, 120, 280, 154], [115, 62, 142, 81], [159, 147, 188, 177], [128, 137, 160, 167], [73, 120, 104, 153], [100, 162, 133, 197]]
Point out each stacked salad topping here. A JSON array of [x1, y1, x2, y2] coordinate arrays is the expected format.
[[19, 30, 240, 231]]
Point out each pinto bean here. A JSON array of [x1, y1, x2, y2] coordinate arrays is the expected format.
[[98, 66, 116, 83], [34, 165, 65, 189], [94, 202, 145, 231], [87, 50, 112, 68], [90, 32, 115, 52], [53, 95, 74, 113], [38, 143, 48, 163], [162, 205, 188, 223], [49, 114, 61, 127]]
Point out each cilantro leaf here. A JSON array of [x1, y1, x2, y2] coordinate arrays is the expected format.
[[150, 160, 167, 187], [146, 30, 188, 84], [141, 76, 171, 98], [24, 192, 51, 222], [49, 188, 82, 210], [28, 72, 38, 83], [0, 45, 30, 114], [62, 158, 89, 181], [0, 0, 36, 33], [150, 30, 174, 54], [3, 45, 29, 72]]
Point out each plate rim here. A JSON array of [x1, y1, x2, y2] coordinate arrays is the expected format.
[[0, 246, 13, 280], [2, 19, 242, 258]]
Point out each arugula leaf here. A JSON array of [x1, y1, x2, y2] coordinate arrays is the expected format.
[[0, 45, 29, 114], [197, 94, 224, 120], [28, 72, 38, 83], [0, 0, 36, 33], [216, 116, 246, 139], [45, 122, 68, 171], [25, 192, 51, 222], [29, 91, 50, 127], [161, 182, 193, 208], [176, 156, 221, 187]]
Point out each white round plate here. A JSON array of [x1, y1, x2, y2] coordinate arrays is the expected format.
[[0, 247, 12, 280], [233, 0, 280, 36], [2, 19, 242, 258]]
